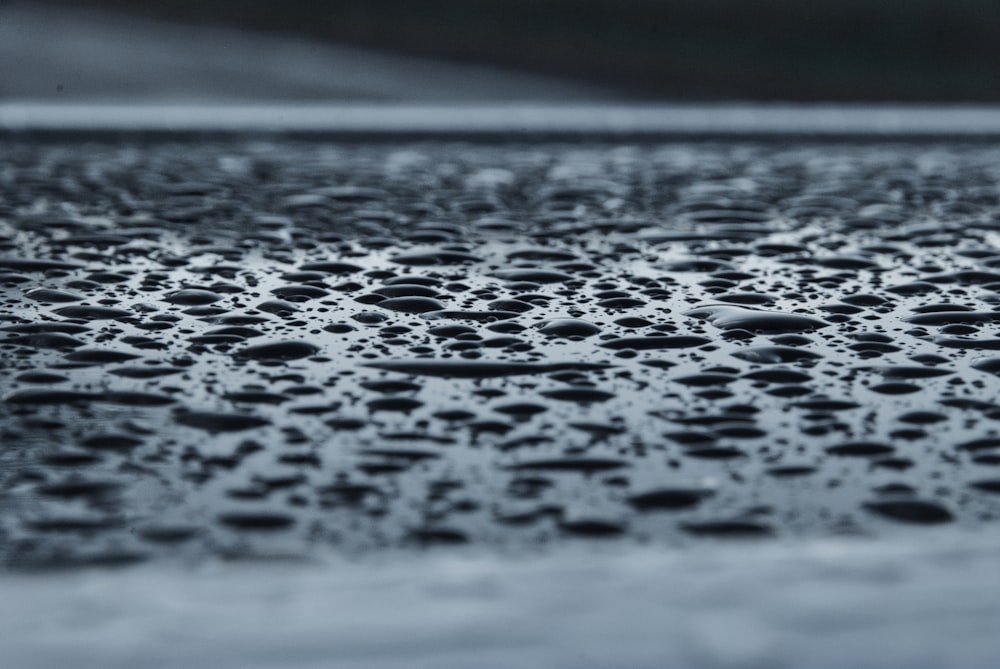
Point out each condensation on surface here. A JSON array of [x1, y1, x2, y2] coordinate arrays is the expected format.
[[3, 140, 1000, 567]]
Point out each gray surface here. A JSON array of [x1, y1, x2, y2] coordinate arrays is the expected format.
[[3, 530, 998, 669], [2, 103, 1000, 138], [5, 133, 1000, 666], [7, 139, 1000, 563], [0, 3, 616, 102]]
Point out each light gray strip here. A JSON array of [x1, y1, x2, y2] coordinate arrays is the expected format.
[[2, 103, 1000, 138], [3, 531, 999, 669]]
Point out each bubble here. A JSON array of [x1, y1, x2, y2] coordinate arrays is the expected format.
[[218, 513, 296, 530], [628, 488, 714, 511], [234, 341, 320, 361], [506, 457, 628, 473], [863, 500, 954, 524], [600, 335, 711, 350], [680, 521, 773, 537], [174, 411, 270, 432], [24, 288, 84, 303], [365, 360, 613, 378], [52, 305, 132, 320]]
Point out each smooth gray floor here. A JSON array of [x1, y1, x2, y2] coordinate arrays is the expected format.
[[4, 530, 999, 669]]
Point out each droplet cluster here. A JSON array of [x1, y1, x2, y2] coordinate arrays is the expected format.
[[2, 139, 1000, 567]]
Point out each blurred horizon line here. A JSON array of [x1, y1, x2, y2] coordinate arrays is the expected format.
[[5, 102, 1000, 140]]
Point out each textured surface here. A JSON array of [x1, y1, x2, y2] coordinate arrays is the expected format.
[[4, 137, 1000, 667], [4, 139, 1000, 568]]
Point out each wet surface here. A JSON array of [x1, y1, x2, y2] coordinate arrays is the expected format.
[[4, 138, 1000, 568]]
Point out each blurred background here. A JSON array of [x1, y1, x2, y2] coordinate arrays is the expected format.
[[2, 0, 999, 102]]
